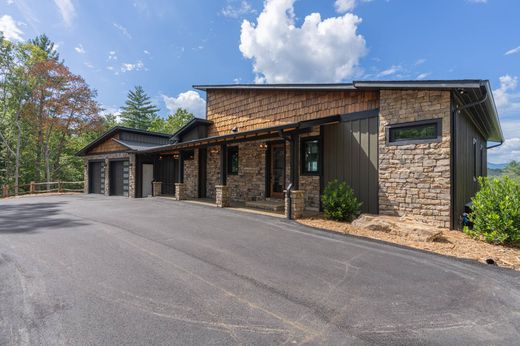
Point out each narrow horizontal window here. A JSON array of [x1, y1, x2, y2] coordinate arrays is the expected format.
[[387, 119, 441, 145], [301, 138, 320, 175]]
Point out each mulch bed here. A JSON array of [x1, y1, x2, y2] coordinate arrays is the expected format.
[[297, 217, 520, 271]]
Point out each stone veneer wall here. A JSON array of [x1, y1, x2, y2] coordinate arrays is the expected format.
[[379, 90, 451, 228], [183, 149, 199, 199], [83, 152, 135, 198], [226, 141, 266, 202]]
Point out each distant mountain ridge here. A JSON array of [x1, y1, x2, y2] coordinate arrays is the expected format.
[[488, 162, 508, 170]]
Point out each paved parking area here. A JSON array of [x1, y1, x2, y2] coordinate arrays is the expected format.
[[0, 195, 519, 345]]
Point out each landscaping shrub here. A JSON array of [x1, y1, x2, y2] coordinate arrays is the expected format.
[[464, 176, 520, 245], [321, 180, 362, 222]]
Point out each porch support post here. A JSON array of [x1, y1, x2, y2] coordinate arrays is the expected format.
[[289, 133, 299, 190], [216, 144, 230, 207], [219, 144, 227, 186], [177, 153, 184, 183]]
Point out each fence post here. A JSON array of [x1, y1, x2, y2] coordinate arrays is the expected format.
[[29, 181, 35, 194], [58, 181, 63, 193], [2, 184, 8, 198]]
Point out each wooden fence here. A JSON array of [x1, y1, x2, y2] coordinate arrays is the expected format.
[[1, 181, 84, 198]]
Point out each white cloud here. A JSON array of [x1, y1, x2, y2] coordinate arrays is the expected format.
[[0, 15, 24, 41], [221, 0, 256, 18], [466, 0, 487, 3], [488, 137, 520, 163], [74, 44, 85, 54], [416, 72, 431, 80], [505, 46, 520, 56], [108, 51, 117, 60], [162, 91, 206, 118], [493, 75, 520, 114], [377, 65, 402, 77], [239, 0, 367, 83], [113, 23, 132, 39], [415, 58, 426, 65], [120, 60, 145, 72], [53, 0, 75, 27], [143, 49, 150, 55], [6, 0, 14, 5], [335, 0, 356, 13], [84, 62, 94, 68]]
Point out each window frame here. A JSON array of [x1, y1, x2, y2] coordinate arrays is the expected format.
[[300, 136, 320, 176], [386, 118, 442, 146], [227, 146, 239, 175]]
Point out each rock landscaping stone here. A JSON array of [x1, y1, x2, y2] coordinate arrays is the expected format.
[[352, 214, 443, 242]]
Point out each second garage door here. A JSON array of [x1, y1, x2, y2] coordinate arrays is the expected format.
[[109, 160, 129, 196]]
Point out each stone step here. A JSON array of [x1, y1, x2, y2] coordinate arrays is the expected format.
[[245, 199, 285, 212]]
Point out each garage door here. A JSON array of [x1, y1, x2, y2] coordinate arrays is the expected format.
[[323, 115, 379, 214], [109, 160, 129, 196], [88, 161, 104, 194]]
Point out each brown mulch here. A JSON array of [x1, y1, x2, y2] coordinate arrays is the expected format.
[[297, 217, 520, 271]]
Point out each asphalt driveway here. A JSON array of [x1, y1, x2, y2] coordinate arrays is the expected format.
[[0, 195, 519, 345]]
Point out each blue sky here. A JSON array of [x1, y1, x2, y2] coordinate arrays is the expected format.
[[0, 0, 519, 163]]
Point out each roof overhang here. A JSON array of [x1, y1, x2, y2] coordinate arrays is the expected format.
[[76, 126, 172, 156], [193, 79, 503, 143], [139, 114, 343, 154]]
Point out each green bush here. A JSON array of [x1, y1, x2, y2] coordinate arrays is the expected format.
[[464, 176, 520, 245], [321, 180, 362, 222]]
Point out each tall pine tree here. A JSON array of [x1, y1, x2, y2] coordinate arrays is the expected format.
[[120, 86, 159, 130]]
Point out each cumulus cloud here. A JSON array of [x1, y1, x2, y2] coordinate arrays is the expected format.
[[108, 51, 117, 60], [113, 23, 132, 39], [493, 75, 520, 114], [505, 45, 520, 56], [162, 91, 206, 118], [120, 60, 145, 72], [239, 0, 366, 83], [0, 15, 24, 41], [221, 0, 256, 18], [53, 0, 75, 26], [74, 44, 85, 54]]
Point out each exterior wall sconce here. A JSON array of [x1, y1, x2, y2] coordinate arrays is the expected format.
[[210, 147, 219, 154], [173, 153, 180, 159], [259, 143, 268, 150]]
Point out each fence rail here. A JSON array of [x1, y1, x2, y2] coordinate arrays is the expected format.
[[1, 181, 84, 198]]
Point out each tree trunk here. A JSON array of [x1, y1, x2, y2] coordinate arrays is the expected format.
[[14, 111, 22, 195]]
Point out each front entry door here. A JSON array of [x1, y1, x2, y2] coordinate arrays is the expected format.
[[270, 143, 285, 199]]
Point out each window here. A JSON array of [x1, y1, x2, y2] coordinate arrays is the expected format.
[[227, 146, 239, 175], [387, 119, 441, 145], [301, 138, 320, 175]]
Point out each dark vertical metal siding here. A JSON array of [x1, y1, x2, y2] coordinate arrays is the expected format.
[[323, 116, 379, 214], [454, 111, 487, 229], [119, 132, 170, 145], [155, 156, 176, 195], [88, 161, 102, 194]]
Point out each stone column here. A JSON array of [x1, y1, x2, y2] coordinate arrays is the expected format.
[[216, 185, 230, 207], [153, 181, 162, 197], [83, 160, 89, 193], [175, 183, 186, 201], [285, 190, 305, 219], [104, 158, 110, 196], [128, 154, 136, 198]]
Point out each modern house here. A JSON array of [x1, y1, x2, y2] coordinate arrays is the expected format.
[[77, 80, 503, 229]]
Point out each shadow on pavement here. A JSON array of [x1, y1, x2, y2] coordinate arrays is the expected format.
[[0, 202, 86, 234]]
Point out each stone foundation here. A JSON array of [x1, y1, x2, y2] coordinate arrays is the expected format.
[[216, 185, 230, 207]]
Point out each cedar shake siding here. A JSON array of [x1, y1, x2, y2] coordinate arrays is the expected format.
[[206, 90, 379, 136]]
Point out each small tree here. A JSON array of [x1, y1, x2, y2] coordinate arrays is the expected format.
[[147, 108, 195, 134], [120, 86, 159, 130], [321, 180, 362, 222]]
